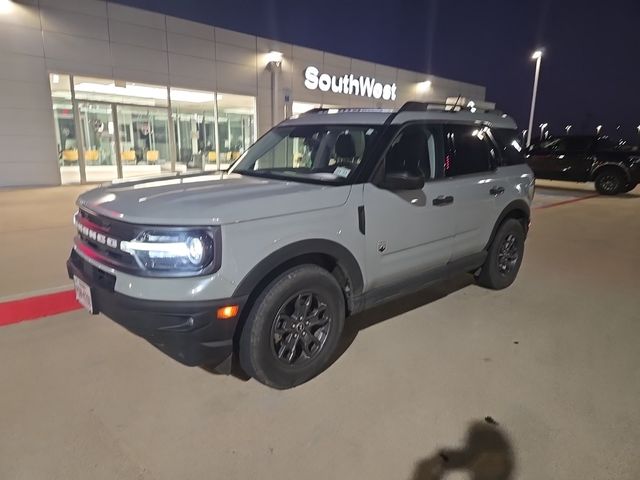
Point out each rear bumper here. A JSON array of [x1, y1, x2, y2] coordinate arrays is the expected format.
[[67, 249, 247, 369]]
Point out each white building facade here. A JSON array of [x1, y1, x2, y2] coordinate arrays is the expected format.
[[0, 0, 486, 186]]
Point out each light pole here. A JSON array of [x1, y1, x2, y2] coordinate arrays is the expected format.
[[565, 125, 572, 134], [540, 122, 548, 140], [526, 50, 543, 146]]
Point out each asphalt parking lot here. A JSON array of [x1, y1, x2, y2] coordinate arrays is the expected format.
[[1, 181, 639, 479]]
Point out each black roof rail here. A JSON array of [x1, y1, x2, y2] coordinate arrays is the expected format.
[[301, 108, 329, 115], [397, 101, 505, 116]]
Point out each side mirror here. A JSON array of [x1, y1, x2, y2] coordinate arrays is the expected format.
[[381, 171, 425, 191]]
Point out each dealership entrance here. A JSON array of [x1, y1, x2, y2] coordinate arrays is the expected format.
[[50, 74, 257, 184]]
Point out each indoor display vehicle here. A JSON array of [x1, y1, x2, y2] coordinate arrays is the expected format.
[[67, 102, 534, 389], [526, 135, 640, 195]]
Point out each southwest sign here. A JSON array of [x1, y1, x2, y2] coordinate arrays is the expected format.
[[304, 66, 397, 101]]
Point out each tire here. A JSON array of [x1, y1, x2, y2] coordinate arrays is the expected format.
[[594, 169, 625, 195], [622, 182, 637, 193], [476, 218, 525, 290], [239, 265, 345, 389]]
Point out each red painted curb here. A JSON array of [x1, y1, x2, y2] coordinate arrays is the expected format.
[[535, 193, 599, 210], [0, 290, 81, 327]]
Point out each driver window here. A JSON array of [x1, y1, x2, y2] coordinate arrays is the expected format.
[[385, 125, 435, 180]]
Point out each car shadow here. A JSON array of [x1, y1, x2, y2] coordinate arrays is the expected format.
[[409, 419, 515, 480], [333, 273, 475, 362], [205, 273, 474, 382]]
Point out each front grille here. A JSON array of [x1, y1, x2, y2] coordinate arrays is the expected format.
[[75, 209, 138, 272]]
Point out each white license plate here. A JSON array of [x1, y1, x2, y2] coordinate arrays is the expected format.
[[74, 276, 95, 313]]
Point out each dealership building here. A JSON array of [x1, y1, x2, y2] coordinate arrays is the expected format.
[[0, 0, 487, 187]]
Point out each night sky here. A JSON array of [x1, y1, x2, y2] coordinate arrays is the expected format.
[[116, 0, 640, 141]]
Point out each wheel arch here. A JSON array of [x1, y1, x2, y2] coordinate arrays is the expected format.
[[233, 239, 364, 321], [484, 200, 531, 251], [591, 162, 631, 182]]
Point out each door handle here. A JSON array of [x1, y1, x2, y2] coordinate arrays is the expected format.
[[433, 195, 454, 206], [490, 186, 505, 196]]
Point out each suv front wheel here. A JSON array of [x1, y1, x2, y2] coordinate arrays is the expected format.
[[476, 218, 525, 290], [239, 265, 345, 389]]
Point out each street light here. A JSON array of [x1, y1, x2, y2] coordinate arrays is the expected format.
[[565, 125, 572, 134], [540, 122, 548, 139], [526, 49, 543, 147], [596, 125, 602, 135]]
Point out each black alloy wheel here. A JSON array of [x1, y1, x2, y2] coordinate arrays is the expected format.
[[239, 265, 345, 389], [270, 292, 332, 365], [496, 233, 520, 276], [595, 170, 624, 195]]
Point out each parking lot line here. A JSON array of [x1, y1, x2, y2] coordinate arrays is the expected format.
[[535, 193, 599, 210], [0, 290, 79, 327]]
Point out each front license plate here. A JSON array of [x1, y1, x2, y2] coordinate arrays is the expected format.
[[74, 276, 95, 314]]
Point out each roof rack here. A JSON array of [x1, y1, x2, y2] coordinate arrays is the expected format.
[[299, 107, 394, 116], [397, 101, 505, 116]]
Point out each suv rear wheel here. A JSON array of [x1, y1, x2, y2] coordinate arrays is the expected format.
[[595, 169, 625, 195], [476, 218, 525, 290], [239, 265, 345, 389]]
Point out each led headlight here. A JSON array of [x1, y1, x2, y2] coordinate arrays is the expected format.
[[121, 229, 215, 273]]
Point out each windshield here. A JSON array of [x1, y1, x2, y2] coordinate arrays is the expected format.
[[230, 125, 381, 184]]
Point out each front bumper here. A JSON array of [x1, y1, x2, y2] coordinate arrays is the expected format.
[[67, 249, 247, 370]]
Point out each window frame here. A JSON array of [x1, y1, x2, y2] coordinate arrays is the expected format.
[[370, 122, 445, 186], [442, 124, 498, 178]]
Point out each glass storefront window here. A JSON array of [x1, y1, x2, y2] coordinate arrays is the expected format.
[[117, 106, 168, 178], [170, 87, 216, 172], [49, 74, 257, 183], [216, 93, 256, 169], [73, 77, 169, 107], [50, 74, 81, 184]]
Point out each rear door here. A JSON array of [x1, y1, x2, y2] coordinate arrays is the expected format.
[[443, 125, 501, 260]]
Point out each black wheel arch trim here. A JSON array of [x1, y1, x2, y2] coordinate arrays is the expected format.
[[232, 239, 365, 300], [591, 162, 631, 182], [484, 200, 531, 251]]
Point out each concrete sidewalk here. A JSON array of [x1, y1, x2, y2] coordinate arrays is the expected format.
[[0, 185, 91, 300]]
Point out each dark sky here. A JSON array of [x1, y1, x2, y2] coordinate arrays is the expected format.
[[116, 0, 640, 140]]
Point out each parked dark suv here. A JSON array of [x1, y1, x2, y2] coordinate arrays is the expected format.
[[526, 135, 640, 195]]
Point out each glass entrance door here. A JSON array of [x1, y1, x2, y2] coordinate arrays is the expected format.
[[77, 102, 118, 183], [116, 105, 169, 178]]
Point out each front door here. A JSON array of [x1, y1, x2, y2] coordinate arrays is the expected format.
[[363, 124, 454, 290], [77, 102, 119, 183]]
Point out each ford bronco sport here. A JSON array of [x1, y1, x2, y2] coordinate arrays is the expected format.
[[67, 102, 534, 389]]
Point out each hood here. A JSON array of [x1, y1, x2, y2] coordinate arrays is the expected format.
[[77, 173, 352, 225]]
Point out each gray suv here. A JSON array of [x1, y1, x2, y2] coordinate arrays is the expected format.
[[67, 102, 534, 389]]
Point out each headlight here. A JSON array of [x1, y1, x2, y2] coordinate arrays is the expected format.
[[121, 229, 215, 273]]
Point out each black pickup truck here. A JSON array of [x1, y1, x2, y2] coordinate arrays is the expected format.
[[526, 135, 640, 195]]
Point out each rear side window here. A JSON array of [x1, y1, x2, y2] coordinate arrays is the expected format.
[[491, 129, 526, 166], [444, 125, 496, 177]]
